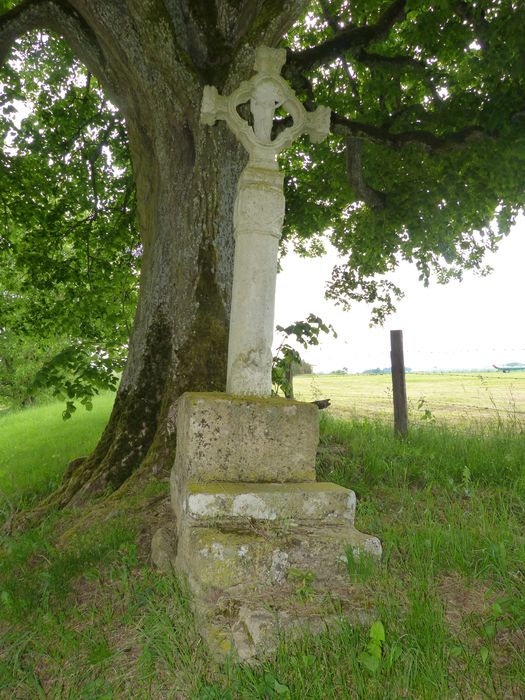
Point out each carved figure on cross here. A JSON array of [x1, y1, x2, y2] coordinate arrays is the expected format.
[[251, 81, 283, 143]]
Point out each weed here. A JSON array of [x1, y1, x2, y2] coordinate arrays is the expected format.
[[286, 568, 315, 602], [357, 620, 385, 674]]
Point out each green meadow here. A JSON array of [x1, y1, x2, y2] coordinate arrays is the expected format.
[[295, 371, 525, 426], [0, 393, 116, 510], [1, 377, 524, 698]]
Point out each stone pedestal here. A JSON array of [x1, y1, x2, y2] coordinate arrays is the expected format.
[[153, 393, 381, 661]]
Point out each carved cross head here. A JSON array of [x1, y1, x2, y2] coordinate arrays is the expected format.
[[201, 47, 331, 168]]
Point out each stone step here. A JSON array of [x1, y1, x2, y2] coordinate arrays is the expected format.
[[206, 603, 375, 663], [175, 520, 382, 600], [176, 481, 356, 526]]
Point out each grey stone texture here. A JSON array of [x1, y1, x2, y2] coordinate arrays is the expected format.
[[179, 481, 356, 525], [176, 521, 381, 598], [150, 526, 177, 575], [230, 605, 373, 662], [156, 392, 382, 662], [170, 392, 318, 513]]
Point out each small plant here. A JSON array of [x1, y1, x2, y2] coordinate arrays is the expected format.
[[461, 464, 472, 497], [257, 673, 291, 698], [272, 314, 336, 398], [417, 397, 435, 422], [482, 602, 504, 643], [290, 653, 316, 670], [286, 567, 315, 601], [357, 620, 386, 674]]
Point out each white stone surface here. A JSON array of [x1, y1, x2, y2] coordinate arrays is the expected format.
[[181, 480, 357, 525], [231, 493, 278, 520], [201, 47, 330, 396]]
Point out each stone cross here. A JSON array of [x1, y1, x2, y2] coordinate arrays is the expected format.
[[201, 47, 330, 396]]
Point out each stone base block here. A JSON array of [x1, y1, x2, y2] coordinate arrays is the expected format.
[[170, 393, 319, 505], [174, 480, 356, 527], [176, 519, 381, 600], [155, 391, 383, 662], [205, 603, 375, 662]]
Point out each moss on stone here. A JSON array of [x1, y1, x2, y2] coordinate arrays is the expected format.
[[186, 481, 347, 495], [176, 243, 229, 395], [184, 391, 313, 408]]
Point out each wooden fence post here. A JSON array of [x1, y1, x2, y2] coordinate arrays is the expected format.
[[390, 330, 408, 437]]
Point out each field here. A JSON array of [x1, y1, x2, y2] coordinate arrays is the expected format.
[[1, 380, 524, 698], [294, 372, 525, 426]]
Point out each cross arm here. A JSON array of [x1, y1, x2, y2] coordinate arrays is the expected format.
[[304, 105, 331, 144], [200, 85, 230, 127]]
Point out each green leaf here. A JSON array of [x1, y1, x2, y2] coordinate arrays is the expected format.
[[370, 620, 385, 643], [302, 654, 316, 667], [357, 651, 381, 674], [491, 603, 503, 618], [273, 679, 291, 696], [483, 623, 497, 640]]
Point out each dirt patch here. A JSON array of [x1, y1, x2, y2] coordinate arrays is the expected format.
[[437, 572, 494, 631]]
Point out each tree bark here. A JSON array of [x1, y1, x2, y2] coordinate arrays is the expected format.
[[0, 0, 309, 509], [54, 118, 246, 506]]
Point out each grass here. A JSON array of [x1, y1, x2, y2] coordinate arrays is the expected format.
[[0, 393, 116, 512], [1, 380, 524, 698], [294, 372, 525, 426]]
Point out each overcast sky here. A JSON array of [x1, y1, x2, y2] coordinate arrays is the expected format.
[[274, 216, 525, 373]]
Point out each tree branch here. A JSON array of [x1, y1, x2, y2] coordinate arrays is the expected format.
[[0, 0, 106, 79], [318, 0, 359, 98], [345, 135, 386, 209], [354, 47, 428, 73], [288, 0, 407, 73], [331, 112, 487, 154]]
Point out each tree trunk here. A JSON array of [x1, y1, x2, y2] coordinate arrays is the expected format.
[[1, 0, 308, 513], [52, 114, 248, 506]]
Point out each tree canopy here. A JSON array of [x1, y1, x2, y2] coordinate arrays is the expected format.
[[2, 2, 523, 334], [1, 31, 138, 408], [282, 0, 525, 321], [1, 0, 524, 505]]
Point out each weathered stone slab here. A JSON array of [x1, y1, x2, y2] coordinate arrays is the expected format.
[[196, 582, 377, 662], [175, 522, 381, 598], [171, 393, 318, 500], [177, 481, 356, 526], [229, 604, 374, 662], [151, 526, 177, 575]]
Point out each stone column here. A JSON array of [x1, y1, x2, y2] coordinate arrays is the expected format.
[[227, 166, 284, 395], [201, 47, 331, 396]]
